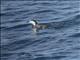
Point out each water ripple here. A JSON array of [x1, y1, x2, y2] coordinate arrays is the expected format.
[[1, 1, 80, 60]]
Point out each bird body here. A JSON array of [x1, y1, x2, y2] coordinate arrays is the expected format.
[[29, 20, 48, 29]]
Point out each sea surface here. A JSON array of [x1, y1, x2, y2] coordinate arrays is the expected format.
[[1, 1, 80, 60]]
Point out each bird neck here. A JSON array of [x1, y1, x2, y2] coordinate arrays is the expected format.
[[32, 24, 38, 28]]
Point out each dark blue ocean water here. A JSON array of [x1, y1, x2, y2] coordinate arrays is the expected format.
[[1, 1, 80, 60]]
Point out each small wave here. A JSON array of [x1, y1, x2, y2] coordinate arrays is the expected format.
[[69, 33, 80, 37]]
